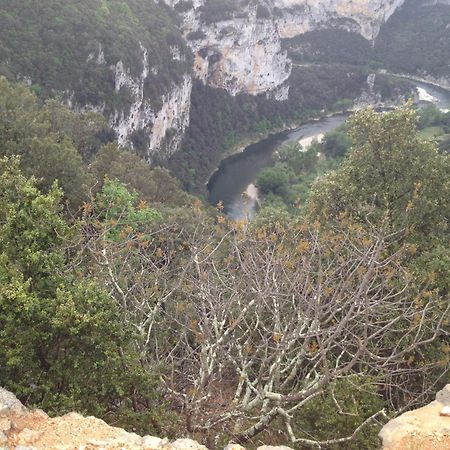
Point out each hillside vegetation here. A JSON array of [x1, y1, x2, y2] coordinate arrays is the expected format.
[[0, 76, 448, 448], [0, 0, 192, 112]]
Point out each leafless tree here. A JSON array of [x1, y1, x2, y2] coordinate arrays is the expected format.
[[76, 201, 449, 447]]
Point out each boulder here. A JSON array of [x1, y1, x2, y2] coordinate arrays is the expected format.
[[380, 384, 450, 450]]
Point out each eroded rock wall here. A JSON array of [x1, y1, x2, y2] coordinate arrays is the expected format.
[[274, 0, 406, 41], [166, 0, 406, 100], [79, 42, 192, 160]]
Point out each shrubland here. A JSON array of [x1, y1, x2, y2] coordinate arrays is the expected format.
[[0, 76, 448, 448]]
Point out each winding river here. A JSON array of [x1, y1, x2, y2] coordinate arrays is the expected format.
[[208, 79, 450, 221]]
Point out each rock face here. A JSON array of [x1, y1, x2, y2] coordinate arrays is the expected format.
[[167, 0, 406, 99], [78, 42, 192, 160], [183, 3, 292, 97], [273, 0, 406, 41], [0, 387, 207, 450], [379, 384, 450, 450]]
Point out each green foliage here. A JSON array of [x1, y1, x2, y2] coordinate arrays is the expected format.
[[322, 124, 351, 158], [94, 179, 162, 241], [198, 0, 247, 24], [284, 29, 373, 67], [0, 76, 112, 210], [0, 0, 192, 111], [0, 157, 68, 290], [278, 142, 319, 173], [255, 138, 342, 212], [256, 164, 290, 198], [0, 157, 175, 436], [375, 0, 450, 78], [287, 379, 385, 450], [91, 143, 191, 207], [308, 105, 450, 249]]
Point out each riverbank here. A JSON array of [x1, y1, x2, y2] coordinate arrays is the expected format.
[[383, 71, 450, 93], [208, 76, 450, 220], [205, 108, 355, 185]]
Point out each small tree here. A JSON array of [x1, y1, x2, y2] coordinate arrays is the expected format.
[[153, 218, 447, 446], [78, 197, 448, 446]]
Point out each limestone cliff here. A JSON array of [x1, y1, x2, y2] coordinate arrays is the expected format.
[[78, 42, 192, 160], [273, 0, 406, 41], [166, 0, 406, 99], [176, 1, 291, 97]]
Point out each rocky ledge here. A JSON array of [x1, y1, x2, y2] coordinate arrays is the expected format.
[[0, 387, 292, 450], [380, 384, 450, 450]]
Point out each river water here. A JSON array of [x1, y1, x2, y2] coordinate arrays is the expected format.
[[208, 79, 450, 221]]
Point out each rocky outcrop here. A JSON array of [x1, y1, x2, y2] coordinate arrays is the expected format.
[[273, 0, 406, 41], [0, 387, 208, 450], [79, 42, 192, 160], [379, 384, 450, 450], [0, 387, 296, 450], [183, 3, 292, 97]]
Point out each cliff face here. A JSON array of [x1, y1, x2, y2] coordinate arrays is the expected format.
[[109, 47, 192, 159], [183, 3, 292, 97], [0, 0, 409, 160], [167, 0, 406, 100], [0, 0, 193, 161], [274, 0, 406, 41], [77, 42, 192, 160]]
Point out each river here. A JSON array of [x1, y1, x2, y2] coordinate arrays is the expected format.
[[208, 79, 450, 221]]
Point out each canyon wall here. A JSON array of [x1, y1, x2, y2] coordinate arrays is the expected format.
[[167, 0, 406, 101], [77, 42, 192, 160], [273, 0, 406, 41]]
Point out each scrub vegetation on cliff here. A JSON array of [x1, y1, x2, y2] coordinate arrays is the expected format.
[[0, 0, 192, 111]]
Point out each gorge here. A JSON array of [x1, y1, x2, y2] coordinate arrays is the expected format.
[[2, 0, 440, 163]]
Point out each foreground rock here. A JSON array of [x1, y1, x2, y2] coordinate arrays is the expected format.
[[380, 384, 450, 450], [0, 387, 207, 450], [0, 387, 296, 450]]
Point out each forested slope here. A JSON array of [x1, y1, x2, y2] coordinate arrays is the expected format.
[[0, 0, 191, 108]]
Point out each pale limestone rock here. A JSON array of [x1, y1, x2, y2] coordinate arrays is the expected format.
[[436, 385, 450, 405], [165, 0, 406, 102], [17, 428, 43, 445], [142, 435, 170, 448], [169, 438, 208, 450], [223, 444, 246, 450], [182, 5, 291, 97], [31, 409, 48, 420], [380, 384, 450, 449], [0, 418, 11, 433], [78, 41, 192, 160], [0, 387, 26, 414], [273, 0, 405, 41]]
